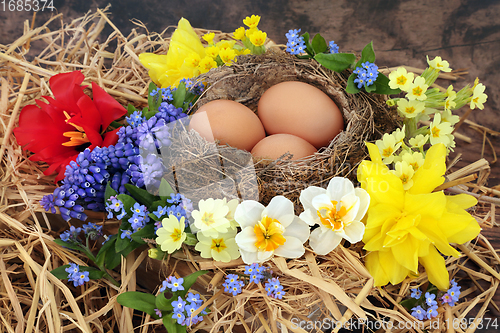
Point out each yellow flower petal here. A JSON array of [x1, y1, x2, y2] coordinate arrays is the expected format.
[[409, 143, 446, 194], [419, 246, 449, 291], [365, 251, 390, 287], [379, 249, 410, 286]]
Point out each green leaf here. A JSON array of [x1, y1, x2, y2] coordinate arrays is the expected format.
[[355, 41, 376, 69], [131, 223, 156, 244], [365, 82, 377, 93], [346, 73, 361, 94], [314, 53, 356, 73], [124, 184, 159, 207], [104, 182, 118, 203], [163, 317, 185, 333], [159, 178, 175, 200], [301, 32, 314, 57], [127, 104, 138, 117], [144, 110, 156, 120], [156, 292, 174, 312], [116, 194, 137, 215], [372, 72, 402, 95], [95, 235, 117, 267], [400, 297, 420, 311], [311, 33, 328, 54], [147, 82, 161, 112], [172, 82, 186, 108], [117, 292, 157, 317], [51, 265, 71, 279], [178, 270, 208, 298], [105, 240, 122, 270], [53, 239, 85, 252]]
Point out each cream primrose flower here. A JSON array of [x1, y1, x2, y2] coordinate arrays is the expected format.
[[441, 108, 459, 125], [155, 215, 187, 254], [427, 55, 452, 72], [429, 113, 453, 146], [388, 67, 414, 91], [392, 161, 415, 190], [409, 134, 429, 149], [397, 99, 425, 118], [195, 228, 240, 262], [406, 76, 429, 101], [234, 196, 310, 264], [191, 198, 231, 238], [444, 85, 457, 111], [375, 133, 402, 164], [299, 177, 369, 255], [470, 83, 488, 110], [401, 150, 425, 172], [393, 125, 406, 145]]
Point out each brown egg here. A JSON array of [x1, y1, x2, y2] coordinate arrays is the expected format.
[[257, 81, 344, 149], [189, 100, 266, 152], [251, 134, 317, 160]]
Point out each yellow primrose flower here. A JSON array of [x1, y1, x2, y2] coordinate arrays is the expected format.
[[198, 56, 217, 74], [388, 67, 414, 92], [204, 46, 219, 59], [195, 228, 241, 262], [358, 143, 481, 290], [202, 32, 215, 44], [470, 83, 487, 110], [392, 161, 414, 190], [429, 113, 453, 146], [139, 18, 205, 87], [397, 99, 425, 118], [234, 196, 310, 264], [236, 48, 252, 56], [233, 26, 246, 40], [406, 76, 429, 101], [216, 40, 236, 51], [400, 150, 425, 171], [441, 108, 460, 125], [409, 134, 429, 149], [156, 215, 187, 253], [375, 133, 402, 164], [249, 30, 267, 46], [191, 198, 231, 238], [243, 14, 261, 29], [219, 48, 237, 65], [427, 55, 452, 72], [245, 27, 258, 39], [299, 177, 369, 255], [184, 52, 202, 68]]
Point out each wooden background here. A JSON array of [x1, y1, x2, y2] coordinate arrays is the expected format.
[[1, 0, 499, 330]]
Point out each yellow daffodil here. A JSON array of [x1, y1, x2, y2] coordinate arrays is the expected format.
[[243, 14, 261, 29], [358, 143, 480, 290], [299, 177, 369, 255], [427, 55, 452, 72], [195, 228, 241, 262], [139, 18, 205, 88], [409, 134, 429, 149], [406, 76, 429, 101], [249, 30, 267, 46], [234, 196, 310, 264], [397, 99, 425, 118], [470, 83, 487, 110], [233, 27, 246, 40], [156, 215, 187, 253], [202, 32, 215, 45], [375, 133, 402, 164], [429, 113, 453, 146], [389, 67, 414, 92]]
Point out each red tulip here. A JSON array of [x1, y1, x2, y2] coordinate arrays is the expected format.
[[14, 71, 127, 181]]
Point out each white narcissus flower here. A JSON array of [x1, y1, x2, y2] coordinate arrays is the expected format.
[[234, 196, 310, 264], [299, 177, 369, 255], [191, 198, 231, 238], [156, 215, 187, 253], [195, 228, 240, 262]]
